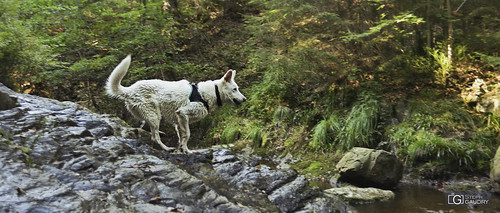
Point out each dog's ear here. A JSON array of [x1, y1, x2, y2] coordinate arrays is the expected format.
[[223, 70, 235, 82]]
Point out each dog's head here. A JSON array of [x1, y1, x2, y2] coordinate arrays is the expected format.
[[219, 70, 246, 105]]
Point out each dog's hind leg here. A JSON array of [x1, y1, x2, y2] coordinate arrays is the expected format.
[[175, 110, 191, 154], [132, 104, 174, 152]]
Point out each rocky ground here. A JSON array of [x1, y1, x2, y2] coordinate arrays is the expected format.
[[0, 83, 352, 213]]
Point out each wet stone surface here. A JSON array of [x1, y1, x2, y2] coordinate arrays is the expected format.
[[0, 83, 351, 212]]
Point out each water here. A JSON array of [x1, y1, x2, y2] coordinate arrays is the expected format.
[[354, 184, 500, 213]]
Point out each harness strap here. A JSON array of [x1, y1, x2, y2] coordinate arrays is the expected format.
[[189, 83, 210, 111], [215, 84, 222, 107]]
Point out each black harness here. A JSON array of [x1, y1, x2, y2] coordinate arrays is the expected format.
[[189, 83, 210, 111], [189, 83, 223, 112]]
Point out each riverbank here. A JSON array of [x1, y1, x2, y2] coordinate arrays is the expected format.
[[0, 83, 357, 212]]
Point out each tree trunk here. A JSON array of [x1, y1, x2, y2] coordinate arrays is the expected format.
[[446, 0, 453, 65], [426, 0, 432, 48]]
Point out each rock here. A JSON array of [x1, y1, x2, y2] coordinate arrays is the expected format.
[[461, 78, 488, 106], [324, 186, 395, 204], [0, 90, 17, 110], [476, 86, 500, 116], [336, 147, 403, 189], [268, 175, 317, 212], [491, 146, 500, 193], [0, 83, 353, 212]]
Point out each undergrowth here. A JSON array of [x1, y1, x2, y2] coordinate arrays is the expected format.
[[309, 92, 380, 151], [384, 99, 498, 173]]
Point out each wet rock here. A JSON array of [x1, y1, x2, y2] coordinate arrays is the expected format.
[[0, 83, 353, 212], [213, 148, 237, 163], [0, 90, 17, 110], [214, 161, 243, 177], [63, 155, 96, 171], [131, 179, 160, 202], [91, 137, 134, 161], [67, 126, 92, 137], [336, 147, 403, 189], [324, 186, 395, 204], [256, 165, 298, 193], [268, 175, 318, 212]]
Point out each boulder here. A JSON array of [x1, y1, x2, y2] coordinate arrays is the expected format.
[[461, 78, 488, 106], [336, 147, 403, 189], [491, 146, 500, 193], [476, 86, 500, 116], [0, 90, 17, 110], [324, 186, 395, 204]]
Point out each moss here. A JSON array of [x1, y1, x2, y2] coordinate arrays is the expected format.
[[284, 126, 307, 149], [290, 152, 341, 179]]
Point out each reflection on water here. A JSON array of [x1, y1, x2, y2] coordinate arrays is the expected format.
[[354, 184, 500, 213]]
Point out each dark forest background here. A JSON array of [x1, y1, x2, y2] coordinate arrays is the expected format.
[[1, 0, 499, 178]]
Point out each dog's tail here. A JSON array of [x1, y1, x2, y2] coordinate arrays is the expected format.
[[106, 55, 131, 98]]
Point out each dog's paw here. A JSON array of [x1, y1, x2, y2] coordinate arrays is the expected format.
[[176, 148, 192, 154], [161, 147, 176, 152]]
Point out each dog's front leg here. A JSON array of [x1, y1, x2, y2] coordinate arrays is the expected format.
[[175, 103, 208, 154]]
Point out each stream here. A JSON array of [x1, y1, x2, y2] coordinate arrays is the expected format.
[[354, 183, 500, 213]]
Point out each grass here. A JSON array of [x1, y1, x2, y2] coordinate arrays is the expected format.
[[337, 93, 380, 150], [310, 92, 380, 151], [309, 113, 341, 150], [220, 124, 241, 144], [245, 124, 268, 148], [272, 106, 293, 125], [386, 108, 496, 173]]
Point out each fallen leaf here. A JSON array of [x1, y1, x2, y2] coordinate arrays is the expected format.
[[17, 188, 26, 195]]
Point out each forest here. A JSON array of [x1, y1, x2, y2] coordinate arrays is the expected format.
[[1, 0, 499, 180]]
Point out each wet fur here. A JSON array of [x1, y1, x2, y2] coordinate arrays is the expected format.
[[106, 55, 246, 153]]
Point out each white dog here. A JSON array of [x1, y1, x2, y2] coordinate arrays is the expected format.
[[106, 55, 246, 153]]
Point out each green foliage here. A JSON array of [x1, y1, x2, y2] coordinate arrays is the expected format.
[[343, 12, 424, 41], [309, 113, 341, 150], [310, 92, 380, 151], [404, 130, 491, 171], [245, 124, 268, 148], [337, 92, 380, 150], [272, 106, 293, 125], [220, 124, 241, 144], [385, 98, 498, 172], [475, 52, 500, 70], [429, 48, 452, 85]]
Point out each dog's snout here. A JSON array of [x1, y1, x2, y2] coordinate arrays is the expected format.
[[242, 97, 247, 102]]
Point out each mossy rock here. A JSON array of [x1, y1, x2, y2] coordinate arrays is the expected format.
[[336, 147, 403, 189], [491, 146, 500, 193]]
